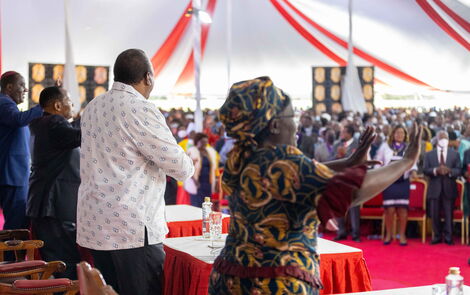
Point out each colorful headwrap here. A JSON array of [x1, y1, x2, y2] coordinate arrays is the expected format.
[[219, 76, 290, 194]]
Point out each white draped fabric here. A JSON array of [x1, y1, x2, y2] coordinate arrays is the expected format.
[[2, 0, 469, 99]]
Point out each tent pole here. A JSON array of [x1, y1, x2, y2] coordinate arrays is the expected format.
[[226, 0, 232, 92], [193, 0, 203, 132]]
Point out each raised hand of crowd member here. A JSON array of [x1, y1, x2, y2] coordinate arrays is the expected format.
[[322, 126, 381, 172], [351, 122, 422, 207]]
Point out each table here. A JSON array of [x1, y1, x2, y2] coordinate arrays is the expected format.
[[340, 284, 470, 294], [165, 205, 230, 238], [163, 235, 371, 295]]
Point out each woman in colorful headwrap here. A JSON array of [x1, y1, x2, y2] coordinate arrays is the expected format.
[[209, 77, 422, 295]]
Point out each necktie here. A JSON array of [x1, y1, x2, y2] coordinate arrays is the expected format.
[[440, 149, 445, 165]]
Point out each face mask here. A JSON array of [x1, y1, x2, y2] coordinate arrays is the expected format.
[[177, 130, 187, 138], [438, 138, 449, 148], [454, 131, 461, 137]]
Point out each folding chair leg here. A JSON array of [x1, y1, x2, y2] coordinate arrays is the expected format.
[[462, 221, 465, 245], [422, 219, 426, 244], [381, 216, 385, 239]]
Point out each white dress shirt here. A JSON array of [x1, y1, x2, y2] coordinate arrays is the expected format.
[[77, 82, 194, 250]]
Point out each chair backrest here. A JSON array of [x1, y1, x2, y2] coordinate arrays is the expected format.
[[0, 229, 30, 242], [362, 193, 383, 207], [0, 240, 44, 262], [409, 178, 427, 210], [455, 180, 464, 210]]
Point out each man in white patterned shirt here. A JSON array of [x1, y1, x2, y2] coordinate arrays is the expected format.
[[77, 49, 194, 295]]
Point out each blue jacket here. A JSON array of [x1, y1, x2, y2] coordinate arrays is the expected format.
[[0, 94, 43, 186]]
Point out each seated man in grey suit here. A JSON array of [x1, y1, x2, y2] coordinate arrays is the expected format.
[[423, 131, 461, 245]]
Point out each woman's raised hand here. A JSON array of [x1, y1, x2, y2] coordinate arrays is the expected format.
[[349, 126, 381, 167], [403, 122, 422, 165]]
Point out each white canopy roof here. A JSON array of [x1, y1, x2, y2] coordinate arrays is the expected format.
[[2, 0, 469, 103]]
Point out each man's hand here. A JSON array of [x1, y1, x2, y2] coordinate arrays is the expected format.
[[437, 165, 450, 175]]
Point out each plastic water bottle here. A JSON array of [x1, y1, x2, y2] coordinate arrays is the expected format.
[[446, 267, 463, 295], [202, 197, 212, 239]]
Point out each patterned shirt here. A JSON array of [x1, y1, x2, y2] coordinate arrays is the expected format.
[[77, 82, 194, 250]]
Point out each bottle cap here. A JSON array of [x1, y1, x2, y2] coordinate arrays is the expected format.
[[204, 197, 211, 203], [449, 267, 460, 275]]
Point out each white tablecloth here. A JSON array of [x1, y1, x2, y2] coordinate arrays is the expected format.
[[340, 285, 470, 294], [165, 205, 229, 222], [164, 234, 362, 264]]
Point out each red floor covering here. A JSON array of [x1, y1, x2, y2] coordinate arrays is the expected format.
[[1, 211, 468, 291], [321, 232, 470, 290]]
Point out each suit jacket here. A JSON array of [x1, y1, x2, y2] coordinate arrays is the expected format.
[[423, 148, 461, 200], [0, 94, 43, 186], [333, 138, 358, 159], [27, 113, 81, 222]]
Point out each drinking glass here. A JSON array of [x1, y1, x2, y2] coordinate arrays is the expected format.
[[209, 212, 222, 241]]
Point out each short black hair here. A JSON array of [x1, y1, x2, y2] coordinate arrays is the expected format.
[[344, 124, 355, 136], [193, 133, 209, 146], [113, 49, 151, 85], [39, 86, 65, 108], [0, 72, 21, 91]]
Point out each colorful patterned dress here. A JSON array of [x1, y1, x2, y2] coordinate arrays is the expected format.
[[209, 145, 366, 295]]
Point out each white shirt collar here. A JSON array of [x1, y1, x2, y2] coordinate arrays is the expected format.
[[111, 82, 145, 100]]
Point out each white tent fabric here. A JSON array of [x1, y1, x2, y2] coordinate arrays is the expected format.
[[1, 0, 469, 101]]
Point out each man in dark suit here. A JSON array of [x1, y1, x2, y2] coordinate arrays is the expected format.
[[333, 124, 361, 242], [28, 86, 81, 279], [424, 130, 461, 245], [297, 113, 317, 159], [0, 71, 42, 230], [463, 148, 470, 236]]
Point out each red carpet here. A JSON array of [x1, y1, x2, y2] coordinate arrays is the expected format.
[[322, 233, 470, 290], [1, 211, 468, 290]]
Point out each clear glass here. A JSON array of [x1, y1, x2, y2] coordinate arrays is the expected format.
[[209, 211, 222, 241]]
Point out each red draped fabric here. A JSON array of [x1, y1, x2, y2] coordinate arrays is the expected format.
[[416, 0, 470, 51], [151, 1, 192, 78], [166, 217, 230, 238], [433, 0, 470, 33], [163, 246, 371, 295], [176, 184, 190, 205], [279, 0, 435, 87], [174, 0, 218, 88], [164, 246, 213, 295], [269, 0, 346, 66], [319, 252, 372, 294]]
